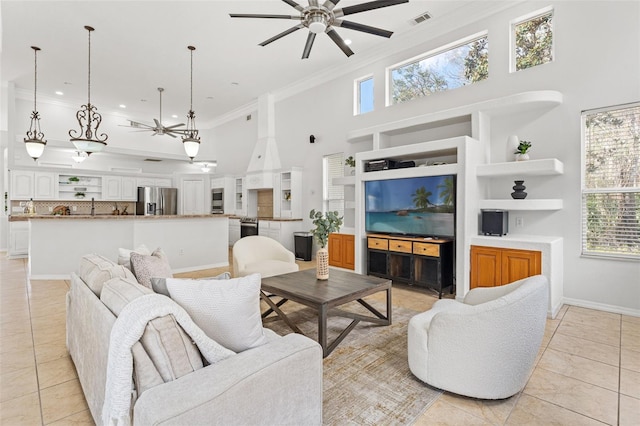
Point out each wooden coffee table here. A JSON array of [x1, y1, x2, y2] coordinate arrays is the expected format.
[[260, 268, 392, 357]]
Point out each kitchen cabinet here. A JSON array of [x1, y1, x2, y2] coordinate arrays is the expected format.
[[328, 233, 355, 270], [470, 245, 541, 289], [182, 178, 205, 214], [258, 220, 302, 252], [274, 169, 302, 218], [8, 222, 29, 258], [10, 170, 56, 200], [229, 218, 241, 247], [136, 177, 172, 187], [234, 177, 247, 216], [103, 176, 137, 201]]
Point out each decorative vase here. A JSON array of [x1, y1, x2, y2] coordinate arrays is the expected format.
[[511, 180, 528, 199], [506, 135, 519, 161], [316, 247, 329, 280], [515, 153, 530, 161]]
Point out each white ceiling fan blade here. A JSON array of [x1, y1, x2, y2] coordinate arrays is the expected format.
[[153, 118, 162, 129], [165, 123, 186, 129]]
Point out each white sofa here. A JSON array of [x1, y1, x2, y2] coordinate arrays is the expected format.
[[66, 254, 322, 425], [233, 235, 299, 278], [407, 275, 549, 399]]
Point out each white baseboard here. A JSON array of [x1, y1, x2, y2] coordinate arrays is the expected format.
[[563, 297, 640, 318]]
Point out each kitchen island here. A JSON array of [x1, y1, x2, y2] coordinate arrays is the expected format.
[[16, 214, 230, 279]]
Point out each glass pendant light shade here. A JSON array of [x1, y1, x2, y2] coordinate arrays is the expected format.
[[24, 46, 47, 160], [69, 26, 108, 154], [72, 150, 88, 163], [181, 46, 202, 160]]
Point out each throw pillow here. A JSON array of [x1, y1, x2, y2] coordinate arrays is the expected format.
[[130, 248, 173, 289], [151, 272, 231, 297], [117, 244, 151, 270], [78, 254, 136, 297], [166, 273, 267, 352]]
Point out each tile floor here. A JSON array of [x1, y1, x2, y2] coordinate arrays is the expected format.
[[1, 253, 638, 425]]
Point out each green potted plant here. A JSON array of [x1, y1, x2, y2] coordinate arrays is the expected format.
[[68, 176, 80, 183], [514, 140, 532, 161], [74, 191, 85, 199], [309, 209, 343, 280], [345, 156, 356, 175]]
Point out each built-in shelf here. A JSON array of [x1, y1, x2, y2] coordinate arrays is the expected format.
[[332, 176, 355, 186], [476, 159, 564, 177], [479, 199, 563, 210]]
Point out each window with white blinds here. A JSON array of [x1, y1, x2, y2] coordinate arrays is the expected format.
[[323, 153, 344, 216], [581, 103, 640, 259]]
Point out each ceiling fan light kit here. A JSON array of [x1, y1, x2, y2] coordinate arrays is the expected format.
[[182, 45, 201, 161], [24, 46, 47, 161], [69, 26, 108, 155], [230, 0, 408, 59]]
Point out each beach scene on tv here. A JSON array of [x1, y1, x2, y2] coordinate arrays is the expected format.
[[365, 175, 455, 238]]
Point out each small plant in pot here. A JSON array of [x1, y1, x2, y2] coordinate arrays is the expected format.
[[74, 192, 85, 199], [345, 156, 356, 175], [514, 140, 532, 161], [310, 209, 343, 280]]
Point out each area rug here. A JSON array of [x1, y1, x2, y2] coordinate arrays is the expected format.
[[263, 301, 443, 425]]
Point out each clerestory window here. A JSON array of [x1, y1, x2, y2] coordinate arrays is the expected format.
[[512, 8, 554, 72]]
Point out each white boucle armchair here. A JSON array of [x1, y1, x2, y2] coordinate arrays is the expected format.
[[233, 235, 299, 278], [408, 275, 549, 399]]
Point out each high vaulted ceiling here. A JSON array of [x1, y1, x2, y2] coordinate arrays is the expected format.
[[2, 1, 476, 127]]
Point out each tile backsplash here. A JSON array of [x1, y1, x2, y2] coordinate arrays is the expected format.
[[11, 200, 135, 216]]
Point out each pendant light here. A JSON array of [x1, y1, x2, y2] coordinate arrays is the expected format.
[[24, 46, 47, 160], [181, 45, 201, 160], [71, 150, 88, 163], [69, 26, 108, 154]]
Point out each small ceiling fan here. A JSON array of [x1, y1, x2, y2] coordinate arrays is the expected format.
[[230, 0, 409, 59], [126, 88, 186, 138]]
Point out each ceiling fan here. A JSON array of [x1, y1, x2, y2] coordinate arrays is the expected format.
[[230, 0, 409, 59], [126, 88, 186, 138]]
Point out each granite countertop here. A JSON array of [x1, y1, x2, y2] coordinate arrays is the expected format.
[[9, 214, 232, 222], [228, 216, 303, 222]]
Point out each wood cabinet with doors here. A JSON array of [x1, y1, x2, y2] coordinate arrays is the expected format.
[[328, 233, 355, 270], [470, 245, 541, 289]]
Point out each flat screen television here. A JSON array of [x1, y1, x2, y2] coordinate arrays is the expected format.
[[365, 175, 456, 238]]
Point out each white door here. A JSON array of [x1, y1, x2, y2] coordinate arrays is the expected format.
[[182, 179, 205, 214]]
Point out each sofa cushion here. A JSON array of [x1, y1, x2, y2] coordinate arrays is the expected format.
[[166, 273, 267, 352], [150, 272, 231, 297], [78, 254, 136, 297], [100, 276, 204, 396], [130, 248, 173, 289], [118, 244, 151, 270]]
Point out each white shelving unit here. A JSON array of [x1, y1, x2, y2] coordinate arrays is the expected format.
[[476, 158, 563, 177], [479, 199, 563, 210], [58, 174, 102, 200]]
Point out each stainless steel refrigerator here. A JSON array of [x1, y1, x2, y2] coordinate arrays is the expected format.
[[136, 187, 178, 215]]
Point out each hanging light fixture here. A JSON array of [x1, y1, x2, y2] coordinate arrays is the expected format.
[[24, 46, 47, 161], [71, 150, 88, 163], [69, 26, 108, 154], [181, 45, 201, 160]]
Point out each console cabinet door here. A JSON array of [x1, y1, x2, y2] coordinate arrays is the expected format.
[[501, 249, 541, 284], [329, 233, 355, 270], [328, 233, 344, 268], [470, 245, 541, 289]]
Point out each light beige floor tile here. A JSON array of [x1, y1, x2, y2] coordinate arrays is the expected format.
[[38, 355, 78, 390], [29, 300, 67, 320], [622, 320, 640, 338], [32, 321, 67, 347], [48, 408, 95, 425], [439, 391, 519, 424], [31, 310, 66, 331], [548, 332, 619, 366], [621, 348, 640, 373], [622, 330, 640, 352], [40, 378, 89, 424], [523, 368, 618, 425], [556, 321, 620, 347], [567, 305, 620, 320], [562, 308, 621, 332], [622, 314, 640, 325], [0, 318, 32, 339], [0, 330, 34, 354], [620, 368, 640, 399], [537, 348, 619, 391], [0, 308, 30, 326], [0, 365, 38, 403], [413, 399, 492, 426], [0, 349, 36, 375], [35, 340, 69, 364], [506, 394, 604, 425], [0, 391, 42, 425], [619, 394, 640, 426]]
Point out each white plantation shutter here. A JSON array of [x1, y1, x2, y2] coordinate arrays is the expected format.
[[324, 153, 344, 216], [581, 103, 640, 259]]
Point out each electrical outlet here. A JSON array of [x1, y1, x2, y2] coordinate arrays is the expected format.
[[72, 206, 77, 212], [178, 248, 185, 256], [515, 217, 524, 228], [48, 207, 53, 212]]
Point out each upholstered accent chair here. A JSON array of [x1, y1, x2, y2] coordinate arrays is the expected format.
[[233, 235, 299, 278], [408, 275, 549, 399]]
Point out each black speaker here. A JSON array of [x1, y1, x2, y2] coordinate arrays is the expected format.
[[481, 210, 509, 236]]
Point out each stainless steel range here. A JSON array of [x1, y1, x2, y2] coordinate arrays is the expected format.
[[240, 217, 259, 238]]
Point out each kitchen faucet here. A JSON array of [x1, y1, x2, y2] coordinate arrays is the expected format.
[[91, 197, 95, 216]]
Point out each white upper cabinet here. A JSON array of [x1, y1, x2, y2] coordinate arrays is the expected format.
[[34, 172, 57, 199], [182, 178, 205, 215], [10, 170, 57, 200], [10, 170, 34, 200], [102, 176, 137, 201]]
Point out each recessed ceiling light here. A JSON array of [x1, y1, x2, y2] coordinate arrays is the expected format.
[[171, 114, 178, 118], [206, 96, 214, 100], [140, 99, 147, 102], [231, 82, 239, 86], [345, 39, 352, 45], [119, 104, 126, 109], [63, 82, 72, 85], [55, 91, 64, 95]]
